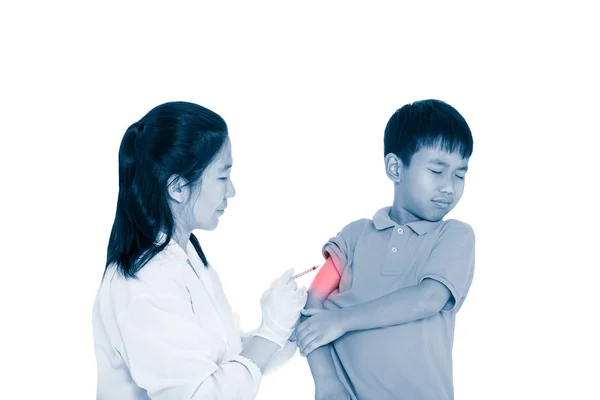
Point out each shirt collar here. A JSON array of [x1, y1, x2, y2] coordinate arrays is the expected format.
[[372, 206, 443, 235], [155, 231, 192, 263]]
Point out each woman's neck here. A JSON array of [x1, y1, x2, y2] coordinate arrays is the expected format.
[[172, 224, 192, 253]]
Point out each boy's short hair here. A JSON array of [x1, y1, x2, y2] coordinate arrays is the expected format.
[[384, 99, 473, 165]]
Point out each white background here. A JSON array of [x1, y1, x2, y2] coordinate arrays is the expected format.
[[1, 1, 599, 398]]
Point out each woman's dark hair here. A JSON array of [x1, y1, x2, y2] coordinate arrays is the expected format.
[[106, 101, 229, 279]]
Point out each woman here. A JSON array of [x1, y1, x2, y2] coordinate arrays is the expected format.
[[92, 101, 307, 399]]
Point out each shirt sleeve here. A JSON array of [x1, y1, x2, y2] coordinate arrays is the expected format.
[[321, 220, 364, 277], [417, 220, 476, 312], [117, 294, 262, 400]]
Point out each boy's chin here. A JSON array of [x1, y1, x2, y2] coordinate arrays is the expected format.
[[421, 209, 448, 222], [422, 215, 444, 223]]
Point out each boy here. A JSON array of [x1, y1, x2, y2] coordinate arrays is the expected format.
[[295, 100, 475, 400]]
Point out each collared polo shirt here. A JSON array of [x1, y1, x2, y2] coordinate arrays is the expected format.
[[322, 207, 476, 400], [92, 238, 296, 400]]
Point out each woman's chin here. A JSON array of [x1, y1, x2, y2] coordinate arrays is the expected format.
[[197, 219, 219, 231]]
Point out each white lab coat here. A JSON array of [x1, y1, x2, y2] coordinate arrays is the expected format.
[[92, 238, 296, 399]]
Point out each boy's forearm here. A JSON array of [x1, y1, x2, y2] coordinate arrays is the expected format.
[[303, 291, 339, 382], [306, 343, 338, 382], [341, 279, 451, 332], [302, 313, 339, 383]]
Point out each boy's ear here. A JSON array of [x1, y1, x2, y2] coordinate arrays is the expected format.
[[384, 153, 403, 183], [167, 174, 189, 203]]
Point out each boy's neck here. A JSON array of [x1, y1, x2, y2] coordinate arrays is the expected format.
[[389, 200, 422, 226]]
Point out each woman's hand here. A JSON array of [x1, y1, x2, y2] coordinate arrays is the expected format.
[[264, 269, 307, 324], [295, 308, 347, 356], [252, 269, 307, 348]]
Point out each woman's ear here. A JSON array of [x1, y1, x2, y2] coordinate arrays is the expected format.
[[167, 175, 188, 203], [384, 153, 403, 183]]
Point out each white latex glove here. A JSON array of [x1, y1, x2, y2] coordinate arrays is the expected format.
[[241, 333, 298, 375], [251, 268, 307, 348]]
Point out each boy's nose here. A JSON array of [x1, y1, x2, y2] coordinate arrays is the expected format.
[[438, 182, 454, 195]]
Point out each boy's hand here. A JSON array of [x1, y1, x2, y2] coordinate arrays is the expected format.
[[315, 377, 351, 400], [295, 308, 347, 356]]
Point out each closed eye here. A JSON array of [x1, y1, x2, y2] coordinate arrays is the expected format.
[[218, 177, 228, 181], [455, 175, 465, 180], [429, 169, 442, 174]]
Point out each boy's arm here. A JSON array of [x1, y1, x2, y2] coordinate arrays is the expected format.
[[300, 258, 342, 382], [343, 222, 475, 332], [297, 279, 451, 357], [340, 278, 451, 332], [298, 222, 475, 356]]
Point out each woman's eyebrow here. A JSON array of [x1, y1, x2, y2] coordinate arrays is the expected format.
[[219, 164, 232, 171]]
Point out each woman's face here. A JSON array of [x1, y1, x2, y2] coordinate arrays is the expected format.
[[183, 140, 236, 231]]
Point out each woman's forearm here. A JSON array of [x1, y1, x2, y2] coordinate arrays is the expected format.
[[240, 336, 281, 373]]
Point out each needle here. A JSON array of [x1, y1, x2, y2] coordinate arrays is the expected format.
[[291, 265, 321, 280]]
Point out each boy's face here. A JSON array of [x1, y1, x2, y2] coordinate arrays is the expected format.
[[396, 146, 469, 222]]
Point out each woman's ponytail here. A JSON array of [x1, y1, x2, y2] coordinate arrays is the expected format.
[[118, 123, 139, 191], [106, 121, 167, 278]]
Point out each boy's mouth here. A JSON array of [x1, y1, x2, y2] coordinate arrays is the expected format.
[[431, 199, 452, 209]]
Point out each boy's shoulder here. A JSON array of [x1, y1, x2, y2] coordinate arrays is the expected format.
[[439, 218, 474, 231], [339, 217, 372, 233], [337, 215, 475, 241], [436, 218, 476, 241], [331, 218, 372, 244]]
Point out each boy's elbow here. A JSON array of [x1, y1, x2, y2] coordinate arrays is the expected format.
[[420, 279, 452, 314]]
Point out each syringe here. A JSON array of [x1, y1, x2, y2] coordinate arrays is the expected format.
[[291, 264, 321, 280]]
